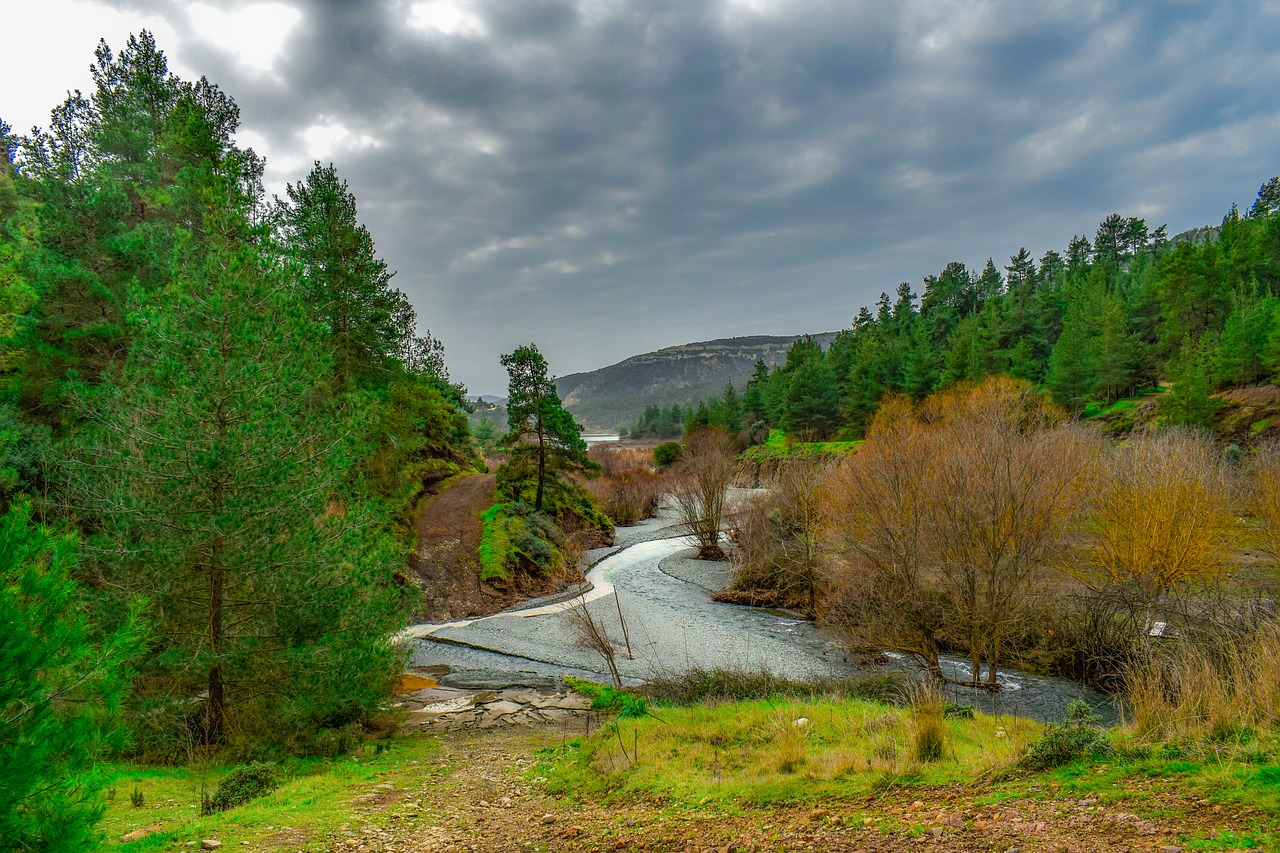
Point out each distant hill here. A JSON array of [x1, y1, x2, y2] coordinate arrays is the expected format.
[[556, 333, 840, 431]]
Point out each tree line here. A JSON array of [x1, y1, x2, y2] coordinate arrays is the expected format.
[[688, 181, 1280, 442], [1, 32, 478, 847]]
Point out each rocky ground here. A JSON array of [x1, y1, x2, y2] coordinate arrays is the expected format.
[[311, 717, 1252, 853]]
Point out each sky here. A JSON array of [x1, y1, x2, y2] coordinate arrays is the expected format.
[[3, 1, 1279, 395]]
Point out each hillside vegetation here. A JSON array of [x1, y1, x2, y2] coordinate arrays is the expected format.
[[678, 181, 1280, 446], [556, 332, 838, 431]]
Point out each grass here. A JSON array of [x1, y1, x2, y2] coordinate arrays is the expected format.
[[534, 696, 1039, 807], [98, 736, 443, 851], [742, 430, 862, 462], [1081, 386, 1165, 419]]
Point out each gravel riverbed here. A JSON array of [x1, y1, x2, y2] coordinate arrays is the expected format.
[[407, 505, 1115, 723]]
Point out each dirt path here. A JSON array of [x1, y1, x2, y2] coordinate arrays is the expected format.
[[409, 474, 499, 622], [324, 725, 1248, 853]]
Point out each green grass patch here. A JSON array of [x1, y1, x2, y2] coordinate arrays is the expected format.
[[534, 696, 1039, 807], [477, 501, 565, 582], [1251, 417, 1272, 436], [99, 736, 442, 851], [742, 430, 862, 462], [1082, 387, 1164, 419]]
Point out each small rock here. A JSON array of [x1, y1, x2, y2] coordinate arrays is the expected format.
[[1160, 847, 1183, 853], [540, 814, 557, 825], [792, 717, 810, 727], [201, 842, 222, 851]]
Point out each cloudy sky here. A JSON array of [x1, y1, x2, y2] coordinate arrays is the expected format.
[[4, 1, 1279, 394]]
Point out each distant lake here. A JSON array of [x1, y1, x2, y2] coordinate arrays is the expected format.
[[582, 433, 620, 445]]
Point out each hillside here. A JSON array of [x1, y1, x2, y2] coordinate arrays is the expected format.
[[555, 332, 839, 431]]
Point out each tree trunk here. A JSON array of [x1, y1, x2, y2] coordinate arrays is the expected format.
[[207, 540, 225, 744], [535, 420, 546, 512]]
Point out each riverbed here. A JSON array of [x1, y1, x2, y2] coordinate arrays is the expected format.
[[404, 505, 1116, 723]]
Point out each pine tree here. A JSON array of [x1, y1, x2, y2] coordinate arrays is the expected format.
[[500, 344, 593, 512], [280, 162, 412, 389], [1161, 338, 1224, 427], [62, 174, 404, 749], [1, 503, 142, 852], [1046, 309, 1098, 412], [782, 357, 840, 440]]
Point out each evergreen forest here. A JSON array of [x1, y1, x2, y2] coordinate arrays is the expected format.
[[1, 33, 480, 846], [686, 185, 1280, 441]]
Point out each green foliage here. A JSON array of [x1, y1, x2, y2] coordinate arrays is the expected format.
[[624, 403, 689, 439], [0, 32, 482, 762], [1, 503, 143, 853], [653, 441, 681, 468], [1020, 700, 1114, 771], [563, 679, 649, 718], [201, 762, 280, 815], [478, 501, 566, 582], [500, 344, 597, 513], [1161, 337, 1225, 427], [684, 178, 1280, 442]]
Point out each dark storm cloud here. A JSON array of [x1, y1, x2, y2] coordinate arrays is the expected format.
[[97, 0, 1280, 392]]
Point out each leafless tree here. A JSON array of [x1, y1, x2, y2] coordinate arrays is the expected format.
[[564, 597, 624, 687], [923, 377, 1098, 686], [669, 427, 737, 559], [825, 395, 949, 683], [727, 457, 829, 615]]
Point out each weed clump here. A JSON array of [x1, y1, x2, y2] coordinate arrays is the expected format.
[[907, 686, 947, 764], [565, 678, 649, 718], [1020, 700, 1113, 770], [202, 762, 280, 814], [640, 666, 903, 706]]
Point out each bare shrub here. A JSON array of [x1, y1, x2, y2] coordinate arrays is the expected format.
[[582, 445, 662, 525], [564, 597, 623, 687], [726, 457, 829, 615], [1251, 440, 1280, 562], [1073, 428, 1239, 631], [670, 427, 737, 559], [825, 394, 948, 682]]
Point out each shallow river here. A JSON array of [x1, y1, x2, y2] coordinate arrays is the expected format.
[[405, 512, 1116, 724]]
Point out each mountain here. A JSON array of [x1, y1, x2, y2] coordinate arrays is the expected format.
[[555, 333, 840, 431]]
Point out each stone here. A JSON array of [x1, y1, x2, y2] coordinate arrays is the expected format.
[[484, 700, 524, 715], [540, 814, 557, 825], [201, 841, 222, 851], [1160, 847, 1183, 853]]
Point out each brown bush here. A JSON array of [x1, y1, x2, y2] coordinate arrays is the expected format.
[[582, 445, 663, 526], [727, 458, 829, 615]]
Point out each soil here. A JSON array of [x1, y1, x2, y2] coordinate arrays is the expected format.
[[323, 723, 1256, 853], [408, 474, 582, 623]]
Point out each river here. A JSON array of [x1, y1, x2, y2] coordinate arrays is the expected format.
[[404, 508, 1116, 724]]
